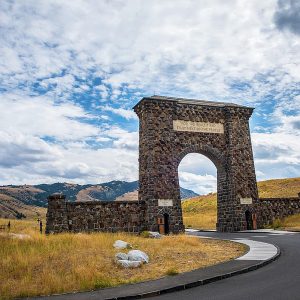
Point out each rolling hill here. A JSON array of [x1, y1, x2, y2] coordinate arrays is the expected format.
[[0, 181, 198, 219]]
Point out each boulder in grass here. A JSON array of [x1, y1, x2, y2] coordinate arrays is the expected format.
[[113, 240, 132, 249], [9, 233, 31, 239], [148, 231, 162, 239], [117, 259, 142, 268], [127, 250, 149, 264], [115, 252, 128, 261]]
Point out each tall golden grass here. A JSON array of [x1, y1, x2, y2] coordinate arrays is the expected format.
[[0, 218, 245, 300], [280, 213, 300, 231], [182, 193, 217, 229]]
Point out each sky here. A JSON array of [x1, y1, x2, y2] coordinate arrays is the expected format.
[[0, 0, 300, 194]]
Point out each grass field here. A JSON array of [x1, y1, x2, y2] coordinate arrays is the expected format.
[[182, 193, 217, 229], [0, 218, 245, 300], [182, 177, 300, 230]]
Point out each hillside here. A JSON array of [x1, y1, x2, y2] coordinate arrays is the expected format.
[[0, 193, 46, 220], [257, 177, 300, 198], [183, 177, 300, 229], [0, 181, 198, 219]]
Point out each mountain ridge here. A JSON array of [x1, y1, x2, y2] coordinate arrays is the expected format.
[[0, 180, 198, 219]]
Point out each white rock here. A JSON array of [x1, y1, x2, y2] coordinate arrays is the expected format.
[[127, 250, 149, 264], [117, 259, 142, 268], [113, 240, 131, 249], [148, 231, 162, 239], [9, 233, 31, 239], [115, 252, 128, 261]]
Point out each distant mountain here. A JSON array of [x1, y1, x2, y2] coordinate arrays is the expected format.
[[0, 181, 198, 219], [180, 187, 199, 199]]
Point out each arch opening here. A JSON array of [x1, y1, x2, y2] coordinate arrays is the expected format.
[[163, 213, 170, 234], [245, 210, 253, 230], [178, 153, 218, 230]]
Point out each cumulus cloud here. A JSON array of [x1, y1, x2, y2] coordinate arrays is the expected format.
[[274, 0, 300, 35], [0, 93, 99, 142], [0, 0, 299, 190], [102, 105, 138, 120], [178, 153, 217, 194], [179, 172, 217, 195], [0, 132, 61, 168]]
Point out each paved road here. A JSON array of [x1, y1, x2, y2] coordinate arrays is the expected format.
[[150, 231, 300, 300]]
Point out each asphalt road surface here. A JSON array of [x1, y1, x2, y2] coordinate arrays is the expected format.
[[150, 231, 300, 300]]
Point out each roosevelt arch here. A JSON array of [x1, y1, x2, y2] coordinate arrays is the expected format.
[[133, 95, 260, 233]]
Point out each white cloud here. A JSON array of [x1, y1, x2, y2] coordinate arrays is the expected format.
[[0, 0, 300, 191], [1, 0, 299, 103], [179, 172, 217, 195], [0, 131, 61, 168], [0, 145, 138, 185], [178, 153, 217, 194], [101, 105, 138, 120], [0, 93, 99, 141]]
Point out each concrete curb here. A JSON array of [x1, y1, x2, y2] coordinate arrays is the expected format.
[[103, 242, 281, 300]]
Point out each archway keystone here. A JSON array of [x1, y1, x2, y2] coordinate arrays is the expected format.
[[134, 96, 259, 233]]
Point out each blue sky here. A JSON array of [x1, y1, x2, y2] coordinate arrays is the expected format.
[[0, 0, 300, 194]]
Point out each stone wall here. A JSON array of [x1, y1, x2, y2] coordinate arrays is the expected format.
[[258, 196, 300, 226], [46, 194, 146, 234]]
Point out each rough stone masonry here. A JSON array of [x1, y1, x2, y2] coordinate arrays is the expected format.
[[46, 96, 300, 234]]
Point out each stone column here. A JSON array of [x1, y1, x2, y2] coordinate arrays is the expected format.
[[220, 107, 259, 231], [134, 100, 184, 233], [45, 194, 68, 234]]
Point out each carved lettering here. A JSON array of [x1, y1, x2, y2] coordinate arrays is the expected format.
[[173, 120, 224, 134]]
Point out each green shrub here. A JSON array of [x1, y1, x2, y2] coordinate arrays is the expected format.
[[140, 231, 150, 238], [272, 219, 283, 229], [165, 268, 179, 276]]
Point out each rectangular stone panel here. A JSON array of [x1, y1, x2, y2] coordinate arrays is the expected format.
[[240, 197, 253, 205], [158, 199, 173, 206], [173, 120, 224, 134]]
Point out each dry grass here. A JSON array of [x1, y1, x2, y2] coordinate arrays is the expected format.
[[257, 177, 300, 198], [183, 214, 217, 230], [0, 218, 245, 300], [278, 214, 300, 231], [182, 193, 217, 230]]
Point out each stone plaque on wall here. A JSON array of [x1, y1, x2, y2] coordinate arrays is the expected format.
[[158, 199, 173, 207], [173, 120, 224, 134], [240, 197, 253, 205]]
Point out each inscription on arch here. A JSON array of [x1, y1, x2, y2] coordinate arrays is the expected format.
[[173, 120, 224, 134]]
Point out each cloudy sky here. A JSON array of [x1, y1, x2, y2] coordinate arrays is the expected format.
[[1, 0, 300, 194]]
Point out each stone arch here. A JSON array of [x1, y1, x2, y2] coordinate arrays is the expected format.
[[134, 96, 260, 233], [175, 144, 226, 173]]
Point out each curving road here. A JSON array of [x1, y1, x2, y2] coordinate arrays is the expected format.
[[150, 230, 300, 300]]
